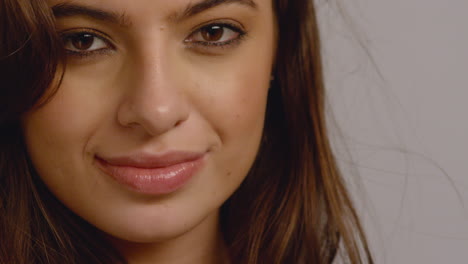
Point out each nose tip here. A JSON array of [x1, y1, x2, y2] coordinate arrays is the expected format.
[[116, 44, 190, 137], [118, 98, 188, 136], [117, 95, 189, 136], [116, 78, 190, 136]]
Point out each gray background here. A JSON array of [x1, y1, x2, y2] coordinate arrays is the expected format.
[[317, 0, 468, 263]]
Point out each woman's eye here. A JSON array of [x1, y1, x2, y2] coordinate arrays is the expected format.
[[185, 23, 245, 47], [61, 31, 112, 56]]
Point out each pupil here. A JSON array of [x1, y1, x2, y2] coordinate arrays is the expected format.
[[72, 34, 94, 50], [201, 26, 224, 42]]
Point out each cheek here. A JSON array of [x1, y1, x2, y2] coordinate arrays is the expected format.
[[184, 28, 276, 196], [21, 68, 117, 197], [192, 64, 271, 188], [24, 57, 123, 144], [23, 84, 100, 154], [189, 41, 274, 147], [212, 74, 268, 143]]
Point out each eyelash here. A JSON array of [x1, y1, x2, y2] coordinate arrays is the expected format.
[[60, 29, 114, 58], [185, 22, 247, 49], [60, 22, 247, 59]]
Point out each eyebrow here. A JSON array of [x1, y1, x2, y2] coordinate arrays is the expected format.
[[180, 0, 257, 19], [52, 3, 132, 27], [52, 0, 257, 26]]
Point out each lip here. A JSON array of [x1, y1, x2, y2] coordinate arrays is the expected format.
[[95, 151, 205, 195]]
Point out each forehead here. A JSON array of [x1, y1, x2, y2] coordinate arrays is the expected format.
[[47, 0, 266, 17], [47, 0, 270, 29]]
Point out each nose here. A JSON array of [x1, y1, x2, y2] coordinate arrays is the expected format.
[[117, 50, 190, 137]]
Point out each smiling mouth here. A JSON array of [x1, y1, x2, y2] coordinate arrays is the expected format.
[[95, 151, 206, 195]]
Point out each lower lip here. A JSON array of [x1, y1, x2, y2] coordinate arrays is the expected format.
[[95, 156, 204, 195]]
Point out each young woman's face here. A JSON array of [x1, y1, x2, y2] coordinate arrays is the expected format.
[[23, 0, 276, 246]]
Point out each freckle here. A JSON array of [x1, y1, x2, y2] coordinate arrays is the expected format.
[[159, 26, 165, 31], [227, 171, 232, 176]]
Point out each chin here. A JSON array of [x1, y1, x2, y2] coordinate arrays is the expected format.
[[86, 195, 219, 244]]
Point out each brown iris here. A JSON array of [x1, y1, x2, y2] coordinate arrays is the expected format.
[[70, 33, 95, 50], [200, 25, 224, 42]]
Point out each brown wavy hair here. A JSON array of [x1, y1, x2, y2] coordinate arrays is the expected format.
[[0, 0, 373, 263]]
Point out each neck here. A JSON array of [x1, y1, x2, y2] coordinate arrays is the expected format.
[[109, 211, 229, 264]]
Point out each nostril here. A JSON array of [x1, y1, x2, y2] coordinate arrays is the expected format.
[[174, 119, 184, 128]]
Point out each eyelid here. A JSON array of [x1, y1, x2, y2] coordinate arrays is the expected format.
[[60, 27, 115, 43], [184, 20, 248, 52], [188, 18, 246, 33], [186, 23, 242, 42], [60, 28, 116, 58]]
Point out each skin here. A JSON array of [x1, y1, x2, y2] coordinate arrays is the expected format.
[[22, 0, 276, 263]]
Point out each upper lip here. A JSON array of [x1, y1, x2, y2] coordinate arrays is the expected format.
[[96, 151, 205, 168]]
